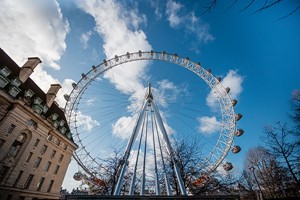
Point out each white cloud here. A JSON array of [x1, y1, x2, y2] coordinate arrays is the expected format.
[[112, 115, 137, 139], [197, 116, 221, 134], [165, 0, 214, 44], [76, 0, 151, 95], [0, 0, 69, 70], [75, 111, 100, 131], [0, 0, 74, 108], [80, 31, 93, 49], [206, 70, 243, 108], [86, 98, 97, 106], [166, 0, 182, 28]]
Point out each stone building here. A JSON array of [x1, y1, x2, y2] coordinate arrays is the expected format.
[[0, 48, 78, 199]]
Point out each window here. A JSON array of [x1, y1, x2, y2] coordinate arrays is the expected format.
[[33, 97, 42, 105], [45, 161, 51, 172], [47, 180, 54, 192], [25, 152, 33, 163], [53, 165, 59, 174], [47, 134, 53, 141], [58, 154, 64, 163], [0, 139, 5, 148], [10, 78, 21, 87], [37, 177, 45, 191], [27, 119, 38, 129], [34, 139, 40, 147], [33, 157, 42, 168], [40, 145, 48, 154], [50, 150, 56, 159], [6, 124, 16, 134], [24, 174, 34, 189], [13, 170, 23, 187], [0, 66, 11, 77], [24, 89, 34, 98], [55, 139, 60, 146], [64, 144, 68, 151], [8, 86, 21, 97], [0, 75, 10, 88], [0, 166, 9, 181]]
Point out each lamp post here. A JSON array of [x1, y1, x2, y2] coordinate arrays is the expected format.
[[249, 166, 264, 200]]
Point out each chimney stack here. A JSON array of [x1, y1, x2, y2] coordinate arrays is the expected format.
[[46, 84, 61, 108], [19, 57, 42, 83]]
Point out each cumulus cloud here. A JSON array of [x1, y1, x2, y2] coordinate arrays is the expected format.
[[76, 0, 151, 95], [75, 111, 100, 131], [0, 0, 69, 70], [206, 70, 244, 108], [80, 31, 93, 49], [197, 116, 221, 134], [166, 0, 182, 28], [0, 0, 75, 108], [165, 0, 214, 44]]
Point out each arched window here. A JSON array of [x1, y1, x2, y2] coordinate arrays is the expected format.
[[7, 133, 27, 158]]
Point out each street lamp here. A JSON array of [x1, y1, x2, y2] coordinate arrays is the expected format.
[[249, 166, 265, 200]]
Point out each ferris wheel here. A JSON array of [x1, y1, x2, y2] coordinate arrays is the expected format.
[[64, 51, 244, 195]]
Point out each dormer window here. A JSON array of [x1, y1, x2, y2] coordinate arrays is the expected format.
[[24, 89, 34, 98], [34, 97, 42, 105], [59, 127, 67, 134], [32, 104, 43, 114], [0, 75, 10, 88], [0, 67, 11, 77], [51, 113, 58, 121], [66, 132, 72, 139], [52, 120, 59, 128], [10, 78, 21, 87], [8, 86, 21, 97], [59, 120, 65, 127], [43, 105, 49, 113]]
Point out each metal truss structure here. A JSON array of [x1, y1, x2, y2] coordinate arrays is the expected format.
[[64, 51, 241, 195]]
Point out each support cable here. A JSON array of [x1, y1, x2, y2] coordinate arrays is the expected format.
[[154, 113, 172, 195], [151, 108, 160, 195], [140, 110, 149, 195], [129, 112, 147, 195]]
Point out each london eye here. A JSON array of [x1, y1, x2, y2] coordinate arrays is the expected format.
[[64, 51, 243, 195]]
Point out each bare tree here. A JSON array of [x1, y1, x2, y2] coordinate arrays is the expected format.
[[290, 89, 300, 134], [201, 0, 300, 20], [264, 122, 300, 189], [244, 147, 288, 199]]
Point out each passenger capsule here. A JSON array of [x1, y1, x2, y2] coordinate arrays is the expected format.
[[115, 55, 119, 62], [206, 69, 211, 74], [174, 53, 178, 59], [223, 162, 233, 171], [232, 99, 238, 107], [64, 94, 70, 101], [216, 77, 222, 82], [225, 87, 230, 94], [150, 50, 154, 57], [138, 50, 142, 57], [81, 73, 87, 80], [103, 59, 108, 66], [127, 52, 130, 58], [232, 145, 241, 153], [235, 129, 244, 137], [235, 113, 243, 121], [92, 65, 97, 72], [73, 172, 83, 181], [72, 83, 78, 90]]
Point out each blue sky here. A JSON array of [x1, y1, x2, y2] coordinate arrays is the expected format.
[[1, 0, 299, 191]]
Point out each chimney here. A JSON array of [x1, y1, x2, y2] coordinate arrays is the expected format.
[[19, 57, 42, 83], [46, 84, 61, 108]]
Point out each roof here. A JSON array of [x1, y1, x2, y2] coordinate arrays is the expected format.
[[0, 48, 75, 144]]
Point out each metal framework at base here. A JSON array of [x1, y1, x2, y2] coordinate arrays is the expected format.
[[113, 83, 187, 196]]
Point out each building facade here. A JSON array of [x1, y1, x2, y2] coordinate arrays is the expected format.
[[0, 48, 77, 199]]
